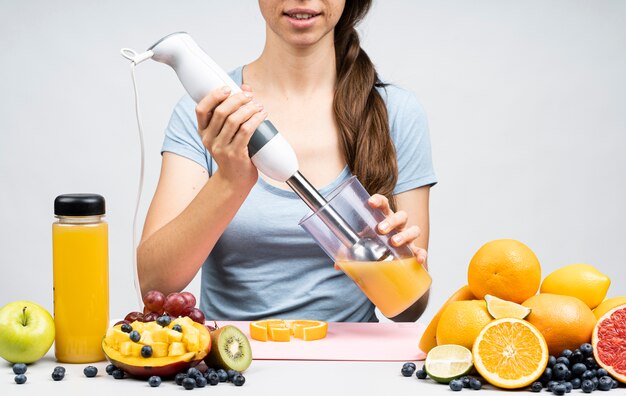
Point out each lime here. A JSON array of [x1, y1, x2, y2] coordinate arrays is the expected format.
[[485, 294, 531, 319], [424, 344, 473, 383]]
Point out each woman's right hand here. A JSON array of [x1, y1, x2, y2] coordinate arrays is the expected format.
[[195, 85, 267, 188]]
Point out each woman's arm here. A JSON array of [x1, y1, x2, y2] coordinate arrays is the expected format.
[[369, 185, 432, 321], [138, 87, 266, 296]]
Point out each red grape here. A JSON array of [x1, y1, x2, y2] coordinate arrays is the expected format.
[[188, 308, 205, 324], [114, 319, 130, 327], [124, 311, 143, 323], [180, 291, 197, 309], [143, 290, 166, 314], [143, 312, 159, 322], [163, 293, 186, 317]]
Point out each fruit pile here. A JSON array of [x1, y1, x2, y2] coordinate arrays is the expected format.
[[414, 239, 625, 392], [102, 289, 252, 387]]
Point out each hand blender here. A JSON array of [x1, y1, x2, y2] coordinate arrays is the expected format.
[[127, 32, 390, 262]]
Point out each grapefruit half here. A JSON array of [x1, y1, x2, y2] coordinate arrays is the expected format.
[[592, 304, 626, 384]]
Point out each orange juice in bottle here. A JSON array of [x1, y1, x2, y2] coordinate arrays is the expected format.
[[53, 194, 109, 362], [337, 256, 431, 318]]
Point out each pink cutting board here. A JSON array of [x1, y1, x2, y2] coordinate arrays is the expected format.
[[216, 321, 427, 362]]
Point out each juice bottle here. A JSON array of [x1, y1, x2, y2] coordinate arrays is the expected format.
[[337, 256, 431, 318], [52, 194, 109, 363]]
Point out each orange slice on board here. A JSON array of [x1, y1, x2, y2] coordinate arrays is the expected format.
[[249, 320, 328, 342]]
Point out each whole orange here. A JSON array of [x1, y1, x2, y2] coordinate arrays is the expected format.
[[436, 300, 492, 350], [468, 239, 541, 303], [522, 293, 597, 355]]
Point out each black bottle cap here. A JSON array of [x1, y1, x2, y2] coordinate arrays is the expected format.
[[54, 194, 105, 216]]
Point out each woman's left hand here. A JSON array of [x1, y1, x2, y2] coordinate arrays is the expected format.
[[368, 194, 428, 265]]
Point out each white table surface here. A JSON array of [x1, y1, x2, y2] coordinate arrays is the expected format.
[[1, 350, 587, 396]]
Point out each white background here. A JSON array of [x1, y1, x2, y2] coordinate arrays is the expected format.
[[1, 0, 625, 323]]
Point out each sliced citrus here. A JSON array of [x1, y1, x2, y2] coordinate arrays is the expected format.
[[485, 294, 531, 319], [419, 285, 475, 353], [592, 304, 626, 384], [473, 318, 548, 389], [249, 319, 328, 342], [424, 344, 473, 383], [290, 320, 328, 341]]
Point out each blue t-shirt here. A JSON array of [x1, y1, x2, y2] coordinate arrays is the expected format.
[[162, 66, 437, 322]]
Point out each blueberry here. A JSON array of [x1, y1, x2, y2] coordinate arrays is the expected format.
[[53, 366, 66, 374], [175, 373, 187, 385], [141, 345, 153, 358], [232, 374, 246, 386], [449, 379, 463, 391], [195, 376, 207, 387], [461, 376, 471, 388], [596, 368, 608, 378], [469, 378, 482, 390], [187, 367, 201, 380], [156, 315, 171, 327], [172, 324, 182, 332], [570, 351, 585, 364], [182, 377, 196, 390], [571, 378, 582, 389], [553, 383, 567, 396], [541, 367, 553, 383], [401, 366, 414, 377], [148, 375, 161, 387], [129, 330, 141, 342], [51, 370, 65, 381], [586, 357, 598, 369], [121, 323, 132, 333], [530, 381, 543, 392], [402, 362, 417, 371], [112, 369, 124, 379], [83, 366, 98, 377], [12, 363, 27, 375], [580, 343, 593, 357], [591, 376, 599, 389], [204, 368, 216, 378], [581, 379, 595, 393], [548, 355, 557, 368], [553, 363, 570, 380], [612, 379, 618, 389], [564, 381, 573, 393], [106, 364, 116, 375], [598, 376, 613, 391], [572, 363, 588, 377], [546, 381, 559, 392], [582, 370, 596, 380], [207, 372, 219, 385], [401, 362, 416, 377], [557, 356, 571, 367], [227, 369, 238, 381], [561, 349, 573, 358], [415, 369, 427, 379], [14, 374, 27, 384], [216, 369, 228, 382]]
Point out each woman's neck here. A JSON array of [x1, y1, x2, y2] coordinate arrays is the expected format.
[[245, 29, 337, 97]]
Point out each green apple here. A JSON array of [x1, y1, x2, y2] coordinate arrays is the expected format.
[[0, 300, 55, 363]]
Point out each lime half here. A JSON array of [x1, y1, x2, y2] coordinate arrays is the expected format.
[[424, 344, 473, 383], [485, 294, 531, 319]]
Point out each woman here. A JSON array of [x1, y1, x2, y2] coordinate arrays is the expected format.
[[137, 0, 437, 322]]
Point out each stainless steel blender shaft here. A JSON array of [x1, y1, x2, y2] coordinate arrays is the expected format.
[[286, 172, 391, 262]]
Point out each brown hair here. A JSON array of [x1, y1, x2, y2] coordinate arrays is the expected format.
[[334, 0, 398, 210]]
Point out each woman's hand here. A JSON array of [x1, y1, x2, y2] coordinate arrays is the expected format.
[[368, 194, 428, 265], [195, 84, 267, 188]]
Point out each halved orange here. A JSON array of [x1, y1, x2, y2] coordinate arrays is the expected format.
[[249, 319, 327, 342], [473, 318, 549, 389]]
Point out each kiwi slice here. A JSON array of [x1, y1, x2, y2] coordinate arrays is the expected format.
[[204, 325, 252, 372]]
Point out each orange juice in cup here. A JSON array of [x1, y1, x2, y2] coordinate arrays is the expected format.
[[300, 176, 431, 318], [337, 256, 431, 318]]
